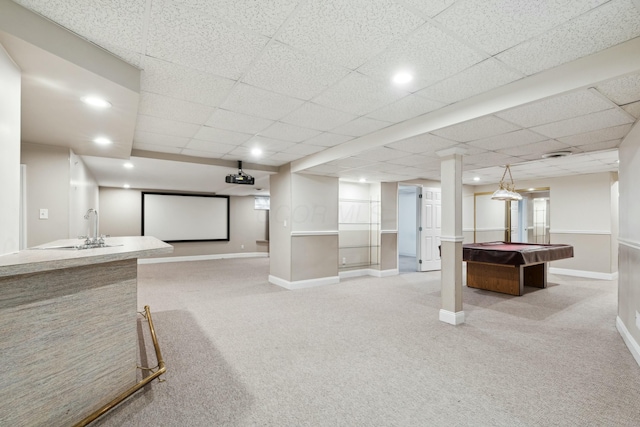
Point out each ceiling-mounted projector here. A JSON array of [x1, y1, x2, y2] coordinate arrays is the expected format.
[[225, 160, 255, 185]]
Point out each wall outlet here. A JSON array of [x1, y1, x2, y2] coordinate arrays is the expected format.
[[342, 257, 346, 265], [39, 208, 48, 220]]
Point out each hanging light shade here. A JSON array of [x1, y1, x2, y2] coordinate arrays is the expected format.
[[491, 165, 521, 201]]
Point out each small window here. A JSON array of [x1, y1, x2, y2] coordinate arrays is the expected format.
[[255, 196, 270, 210]]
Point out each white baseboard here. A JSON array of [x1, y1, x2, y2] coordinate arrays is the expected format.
[[616, 316, 640, 368], [339, 268, 399, 279], [268, 275, 339, 290], [549, 267, 618, 281], [439, 309, 465, 325], [138, 252, 268, 264]]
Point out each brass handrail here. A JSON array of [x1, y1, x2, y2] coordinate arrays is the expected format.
[[73, 305, 166, 427]]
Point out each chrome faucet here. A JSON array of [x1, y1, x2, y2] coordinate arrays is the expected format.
[[83, 208, 102, 246]]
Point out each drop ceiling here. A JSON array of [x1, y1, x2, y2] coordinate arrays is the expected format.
[[2, 0, 640, 193]]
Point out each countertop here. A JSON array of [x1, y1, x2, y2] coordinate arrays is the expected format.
[[0, 236, 174, 277]]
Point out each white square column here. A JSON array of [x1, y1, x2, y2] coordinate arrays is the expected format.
[[437, 148, 466, 325]]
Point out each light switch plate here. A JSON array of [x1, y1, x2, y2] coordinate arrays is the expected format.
[[39, 208, 48, 219]]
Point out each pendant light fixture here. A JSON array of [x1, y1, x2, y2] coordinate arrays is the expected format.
[[491, 165, 521, 201]]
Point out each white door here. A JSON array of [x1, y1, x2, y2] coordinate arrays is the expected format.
[[419, 187, 441, 271]]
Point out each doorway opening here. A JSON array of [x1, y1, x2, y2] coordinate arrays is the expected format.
[[398, 185, 419, 273]]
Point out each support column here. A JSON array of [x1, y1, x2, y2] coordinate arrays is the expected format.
[[437, 148, 467, 325]]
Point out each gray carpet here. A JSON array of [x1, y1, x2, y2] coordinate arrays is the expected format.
[[94, 258, 640, 426]]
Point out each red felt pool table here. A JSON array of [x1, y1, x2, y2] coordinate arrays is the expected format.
[[463, 242, 574, 296]]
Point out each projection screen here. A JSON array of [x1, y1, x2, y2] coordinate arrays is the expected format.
[[142, 192, 229, 242]]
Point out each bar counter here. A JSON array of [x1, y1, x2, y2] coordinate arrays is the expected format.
[[0, 236, 172, 426]]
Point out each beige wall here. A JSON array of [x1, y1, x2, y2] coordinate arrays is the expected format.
[[291, 235, 338, 281], [269, 165, 292, 281], [618, 121, 640, 352], [470, 172, 618, 275], [21, 143, 70, 247], [0, 43, 21, 255], [99, 187, 268, 257]]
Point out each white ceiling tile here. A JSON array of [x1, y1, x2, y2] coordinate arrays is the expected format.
[[184, 139, 237, 154], [242, 42, 350, 100], [224, 146, 274, 160], [132, 142, 182, 154], [139, 92, 215, 125], [558, 123, 632, 146], [467, 129, 548, 150], [302, 133, 353, 147], [463, 152, 522, 167], [331, 117, 393, 137], [496, 140, 574, 157], [357, 23, 487, 90], [101, 44, 144, 68], [495, 0, 640, 75], [193, 126, 253, 145], [141, 57, 236, 107], [134, 131, 190, 148], [221, 83, 306, 121], [385, 133, 458, 154], [355, 147, 412, 162], [432, 116, 521, 142], [179, 149, 224, 159], [595, 72, 640, 106], [268, 152, 306, 163], [304, 164, 345, 174], [386, 154, 440, 167], [397, 0, 457, 18], [276, 0, 424, 69], [496, 90, 614, 128], [576, 139, 623, 153], [435, 0, 608, 55], [367, 94, 444, 122], [205, 109, 274, 134], [282, 143, 327, 155], [313, 72, 408, 116], [416, 58, 524, 104], [243, 136, 296, 152], [531, 109, 634, 139], [259, 122, 322, 142], [172, 0, 299, 37], [136, 115, 200, 138], [14, 0, 147, 53], [146, 0, 268, 80], [622, 101, 640, 118], [281, 102, 358, 131]]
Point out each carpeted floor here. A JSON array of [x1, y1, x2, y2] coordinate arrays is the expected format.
[[94, 257, 640, 426]]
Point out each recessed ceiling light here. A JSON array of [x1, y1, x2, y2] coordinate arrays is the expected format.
[[123, 184, 130, 189], [93, 137, 112, 145], [359, 178, 366, 183], [473, 177, 480, 182], [251, 148, 262, 156], [528, 188, 535, 191], [81, 96, 111, 109], [392, 72, 413, 85], [123, 162, 134, 169]]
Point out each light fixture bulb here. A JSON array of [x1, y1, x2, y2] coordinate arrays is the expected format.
[[359, 178, 366, 183], [123, 162, 134, 169], [82, 96, 112, 109], [251, 148, 262, 156], [93, 137, 112, 145], [473, 177, 480, 182], [392, 72, 413, 85], [123, 184, 130, 189]]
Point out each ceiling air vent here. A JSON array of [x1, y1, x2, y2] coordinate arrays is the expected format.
[[541, 151, 572, 159]]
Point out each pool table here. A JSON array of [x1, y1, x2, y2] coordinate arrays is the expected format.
[[463, 242, 574, 296]]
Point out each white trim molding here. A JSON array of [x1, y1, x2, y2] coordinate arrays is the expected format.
[[440, 235, 464, 243], [619, 238, 640, 251], [339, 268, 399, 279], [550, 230, 611, 235], [439, 309, 465, 325], [290, 230, 339, 236], [138, 252, 268, 264], [268, 275, 339, 290], [616, 316, 640, 368], [381, 230, 398, 234], [549, 267, 618, 281]]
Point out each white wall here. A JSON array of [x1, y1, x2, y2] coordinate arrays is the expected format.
[[0, 44, 21, 255], [398, 188, 417, 257], [69, 150, 98, 239]]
